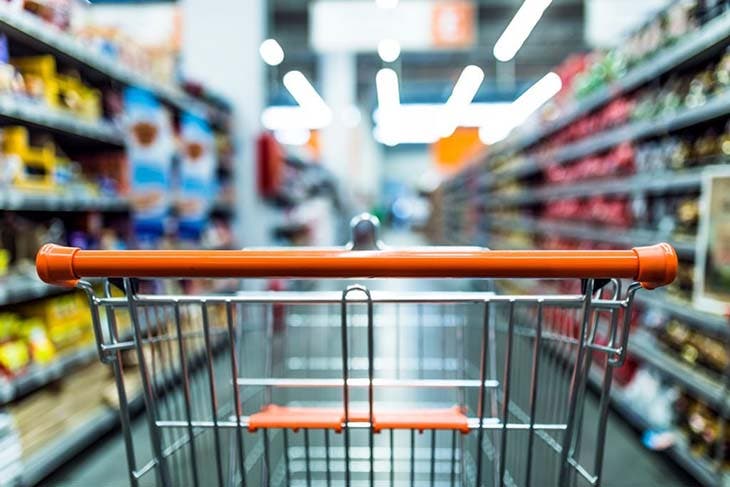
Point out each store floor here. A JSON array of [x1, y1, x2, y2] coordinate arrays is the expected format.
[[44, 231, 695, 487]]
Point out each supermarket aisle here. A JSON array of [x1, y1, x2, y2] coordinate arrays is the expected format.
[[2, 0, 728, 485], [44, 230, 694, 487]]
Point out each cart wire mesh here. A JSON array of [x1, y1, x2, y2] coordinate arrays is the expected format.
[[76, 276, 641, 487]]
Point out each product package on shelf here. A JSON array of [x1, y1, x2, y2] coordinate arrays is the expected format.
[[7, 360, 112, 465], [2, 126, 54, 191], [570, 1, 723, 102], [0, 294, 91, 381], [22, 293, 92, 353], [674, 391, 730, 466], [123, 87, 174, 245], [10, 55, 101, 122], [0, 125, 128, 201], [432, 2, 730, 485], [177, 112, 216, 242]]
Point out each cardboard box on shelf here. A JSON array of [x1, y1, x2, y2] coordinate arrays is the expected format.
[[8, 361, 112, 459]]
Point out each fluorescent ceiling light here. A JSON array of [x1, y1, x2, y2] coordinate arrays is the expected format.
[[283, 71, 328, 112], [376, 0, 398, 8], [261, 106, 331, 130], [376, 68, 400, 113], [447, 66, 485, 106], [493, 0, 553, 62], [511, 71, 562, 123], [259, 39, 284, 66], [377, 39, 401, 63], [373, 104, 441, 146], [373, 125, 440, 146], [282, 70, 333, 127], [442, 65, 484, 136], [374, 103, 512, 127], [374, 102, 511, 147], [478, 71, 562, 145], [478, 123, 513, 145], [458, 102, 512, 127]]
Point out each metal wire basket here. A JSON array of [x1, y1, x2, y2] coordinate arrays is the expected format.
[[36, 218, 677, 487]]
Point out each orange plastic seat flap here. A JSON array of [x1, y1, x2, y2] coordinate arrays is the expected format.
[[248, 404, 469, 434]]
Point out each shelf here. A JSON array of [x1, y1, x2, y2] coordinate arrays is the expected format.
[[486, 216, 696, 257], [582, 335, 723, 487], [593, 373, 723, 487], [20, 388, 143, 487], [548, 304, 723, 487], [0, 191, 129, 212], [660, 439, 723, 487], [0, 6, 227, 122], [1, 276, 111, 309], [19, 331, 229, 486], [486, 158, 543, 188], [490, 281, 724, 486], [637, 292, 729, 338], [560, 92, 730, 162], [630, 330, 729, 411], [212, 199, 235, 214], [0, 275, 69, 307], [0, 346, 98, 406], [0, 304, 156, 406], [489, 90, 730, 185], [483, 168, 706, 207], [0, 96, 122, 146], [491, 10, 730, 157]]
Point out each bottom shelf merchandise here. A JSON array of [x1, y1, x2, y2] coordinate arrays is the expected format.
[[490, 273, 730, 485], [0, 289, 232, 485]]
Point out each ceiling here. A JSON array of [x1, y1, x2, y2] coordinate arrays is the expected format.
[[266, 0, 586, 105]]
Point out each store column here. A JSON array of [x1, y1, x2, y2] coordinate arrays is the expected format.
[[181, 0, 268, 246], [319, 52, 379, 211], [319, 52, 355, 183]]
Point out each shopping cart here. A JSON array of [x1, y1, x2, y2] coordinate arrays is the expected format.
[[35, 216, 677, 487]]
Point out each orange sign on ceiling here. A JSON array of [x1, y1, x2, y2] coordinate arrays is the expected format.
[[431, 127, 483, 174], [431, 1, 476, 49]]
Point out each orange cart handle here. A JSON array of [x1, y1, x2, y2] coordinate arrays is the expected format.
[[36, 243, 677, 289]]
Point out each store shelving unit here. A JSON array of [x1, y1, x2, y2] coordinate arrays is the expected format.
[[630, 330, 729, 411], [479, 168, 708, 207], [481, 91, 730, 185], [637, 292, 729, 338], [486, 215, 696, 257], [0, 191, 129, 212], [1, 275, 70, 307], [20, 398, 134, 487], [0, 5, 228, 124], [508, 280, 728, 487], [435, 8, 730, 486], [487, 8, 730, 159], [0, 96, 123, 146], [0, 301, 154, 407], [586, 371, 724, 487], [0, 345, 97, 406], [0, 6, 236, 485], [18, 331, 230, 487]]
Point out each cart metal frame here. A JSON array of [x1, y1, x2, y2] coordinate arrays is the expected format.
[[36, 218, 677, 487]]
